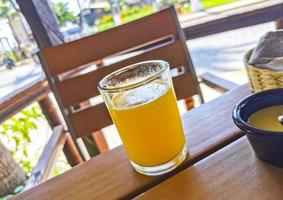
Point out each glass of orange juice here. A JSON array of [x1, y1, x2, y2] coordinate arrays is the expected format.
[[98, 60, 187, 176]]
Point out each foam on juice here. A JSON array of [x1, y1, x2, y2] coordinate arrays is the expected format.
[[112, 80, 169, 110]]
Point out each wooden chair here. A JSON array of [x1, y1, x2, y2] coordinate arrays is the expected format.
[[38, 6, 237, 160]]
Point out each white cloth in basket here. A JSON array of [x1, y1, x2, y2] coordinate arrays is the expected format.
[[249, 30, 283, 71]]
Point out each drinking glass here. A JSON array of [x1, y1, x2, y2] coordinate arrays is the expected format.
[[98, 60, 187, 176]]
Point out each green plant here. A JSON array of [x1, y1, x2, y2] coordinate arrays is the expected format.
[[121, 6, 153, 23], [1, 51, 17, 62], [201, 0, 237, 9], [120, 6, 140, 18], [54, 2, 76, 26], [98, 15, 114, 24], [0, 104, 42, 174], [98, 22, 115, 32], [0, 104, 71, 199], [97, 15, 115, 32], [0, 0, 16, 19]]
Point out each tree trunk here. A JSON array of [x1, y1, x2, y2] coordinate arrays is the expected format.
[[8, 16, 21, 48], [0, 142, 26, 197], [110, 0, 121, 26], [6, 17, 21, 61]]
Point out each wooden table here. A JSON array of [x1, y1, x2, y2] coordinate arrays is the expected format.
[[13, 85, 254, 200], [137, 137, 283, 200]]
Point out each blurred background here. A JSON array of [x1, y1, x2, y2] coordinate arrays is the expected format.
[[0, 0, 277, 198]]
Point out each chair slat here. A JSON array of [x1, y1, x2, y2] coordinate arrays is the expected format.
[[69, 103, 111, 138], [56, 41, 191, 108], [68, 73, 198, 137], [41, 7, 177, 76], [173, 73, 198, 100]]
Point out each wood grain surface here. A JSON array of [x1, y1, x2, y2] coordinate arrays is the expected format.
[[137, 137, 283, 200]]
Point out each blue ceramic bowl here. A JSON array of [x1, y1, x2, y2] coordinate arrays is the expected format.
[[233, 88, 283, 167]]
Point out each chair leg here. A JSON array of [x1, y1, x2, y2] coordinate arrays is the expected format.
[[77, 100, 109, 154], [63, 135, 84, 165], [184, 96, 195, 111], [92, 130, 109, 153]]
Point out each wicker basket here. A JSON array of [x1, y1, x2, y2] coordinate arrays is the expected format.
[[244, 49, 283, 93]]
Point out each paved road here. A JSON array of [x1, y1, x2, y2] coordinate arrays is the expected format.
[[0, 62, 44, 103], [0, 22, 275, 102]]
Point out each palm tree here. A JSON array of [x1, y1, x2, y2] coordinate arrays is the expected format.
[[0, 142, 26, 197]]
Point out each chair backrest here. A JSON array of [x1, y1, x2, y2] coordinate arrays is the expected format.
[[39, 6, 201, 140]]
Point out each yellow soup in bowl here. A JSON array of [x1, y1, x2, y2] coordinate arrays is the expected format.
[[248, 105, 283, 132]]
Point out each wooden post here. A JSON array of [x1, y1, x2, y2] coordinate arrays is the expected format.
[[38, 97, 83, 166], [16, 0, 83, 166]]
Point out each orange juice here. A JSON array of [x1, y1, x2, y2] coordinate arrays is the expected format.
[[109, 80, 185, 166]]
